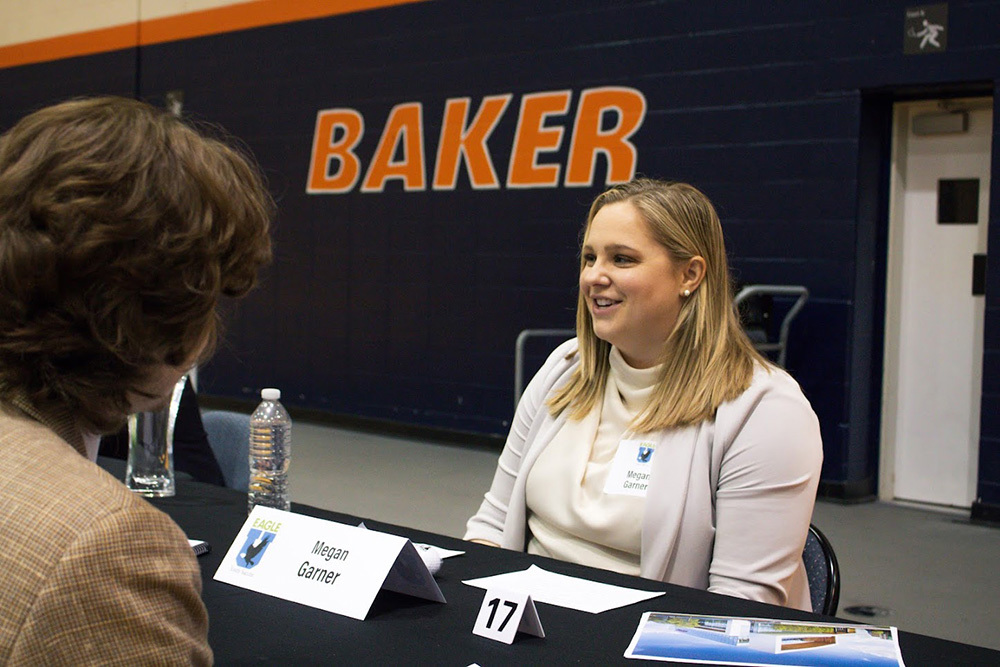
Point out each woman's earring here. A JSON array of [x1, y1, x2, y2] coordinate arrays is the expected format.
[[683, 289, 691, 297]]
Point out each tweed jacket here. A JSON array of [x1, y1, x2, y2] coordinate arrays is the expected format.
[[465, 339, 823, 610], [0, 399, 212, 665]]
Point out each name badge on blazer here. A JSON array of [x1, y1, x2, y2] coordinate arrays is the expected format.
[[603, 438, 654, 497]]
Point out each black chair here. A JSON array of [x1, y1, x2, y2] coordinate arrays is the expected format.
[[803, 523, 840, 615]]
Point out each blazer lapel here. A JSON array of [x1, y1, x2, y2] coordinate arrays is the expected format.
[[639, 423, 702, 581]]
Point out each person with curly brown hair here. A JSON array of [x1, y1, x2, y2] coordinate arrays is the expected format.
[[0, 96, 273, 664]]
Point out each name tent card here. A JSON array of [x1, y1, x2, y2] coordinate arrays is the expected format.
[[214, 506, 445, 620], [472, 587, 544, 645]]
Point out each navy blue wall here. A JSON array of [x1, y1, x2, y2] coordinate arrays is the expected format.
[[2, 0, 999, 505], [0, 49, 135, 128], [976, 83, 1000, 519]]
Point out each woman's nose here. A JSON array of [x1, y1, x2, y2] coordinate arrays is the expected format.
[[581, 261, 610, 287]]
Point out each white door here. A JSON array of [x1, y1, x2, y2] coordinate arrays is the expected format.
[[881, 98, 992, 508]]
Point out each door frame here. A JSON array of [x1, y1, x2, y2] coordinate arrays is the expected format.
[[877, 93, 993, 504]]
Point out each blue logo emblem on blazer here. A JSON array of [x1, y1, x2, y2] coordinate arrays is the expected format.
[[237, 529, 275, 569], [637, 446, 654, 463]]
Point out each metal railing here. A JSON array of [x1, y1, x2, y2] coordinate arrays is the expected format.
[[513, 328, 575, 408], [513, 285, 809, 409], [733, 284, 809, 368]]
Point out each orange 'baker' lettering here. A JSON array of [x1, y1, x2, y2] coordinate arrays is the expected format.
[[306, 87, 647, 195], [433, 95, 511, 190], [506, 91, 571, 189], [565, 87, 647, 187], [362, 102, 426, 192], [306, 109, 364, 193]]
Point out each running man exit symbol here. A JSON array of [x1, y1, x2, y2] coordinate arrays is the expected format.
[[904, 4, 947, 54]]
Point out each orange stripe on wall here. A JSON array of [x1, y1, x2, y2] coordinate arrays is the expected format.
[[0, 0, 427, 70], [0, 24, 139, 70], [138, 0, 427, 46]]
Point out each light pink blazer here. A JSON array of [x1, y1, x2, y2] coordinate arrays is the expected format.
[[465, 339, 823, 610]]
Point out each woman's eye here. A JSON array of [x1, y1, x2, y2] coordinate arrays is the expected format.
[[582, 253, 596, 264], [614, 255, 635, 265]]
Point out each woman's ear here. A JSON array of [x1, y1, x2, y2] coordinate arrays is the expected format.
[[680, 256, 706, 294]]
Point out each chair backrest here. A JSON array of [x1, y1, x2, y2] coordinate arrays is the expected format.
[[802, 523, 840, 615], [200, 410, 251, 491]]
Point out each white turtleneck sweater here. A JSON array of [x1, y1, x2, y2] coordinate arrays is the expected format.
[[525, 346, 658, 575]]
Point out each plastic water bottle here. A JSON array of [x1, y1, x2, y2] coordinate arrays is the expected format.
[[247, 388, 291, 514]]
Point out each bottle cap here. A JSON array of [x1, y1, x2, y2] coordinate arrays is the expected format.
[[261, 388, 281, 400]]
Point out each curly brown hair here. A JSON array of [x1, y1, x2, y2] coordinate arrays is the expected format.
[[0, 96, 273, 433]]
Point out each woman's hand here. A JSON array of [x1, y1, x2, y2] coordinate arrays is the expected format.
[[469, 538, 499, 547]]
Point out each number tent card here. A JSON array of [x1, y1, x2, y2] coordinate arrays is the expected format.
[[472, 587, 544, 645]]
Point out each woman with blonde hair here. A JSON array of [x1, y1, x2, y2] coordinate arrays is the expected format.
[[465, 179, 822, 610]]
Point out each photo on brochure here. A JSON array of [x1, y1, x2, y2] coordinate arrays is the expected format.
[[624, 612, 905, 667]]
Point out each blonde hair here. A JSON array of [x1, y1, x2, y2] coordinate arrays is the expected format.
[[548, 179, 767, 432]]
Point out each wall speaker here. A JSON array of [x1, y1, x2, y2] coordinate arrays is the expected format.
[[912, 111, 968, 135]]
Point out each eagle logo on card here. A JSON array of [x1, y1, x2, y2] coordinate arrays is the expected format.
[[237, 529, 275, 569], [637, 445, 654, 463]]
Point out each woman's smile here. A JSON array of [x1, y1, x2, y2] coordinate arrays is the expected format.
[[579, 201, 687, 368]]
